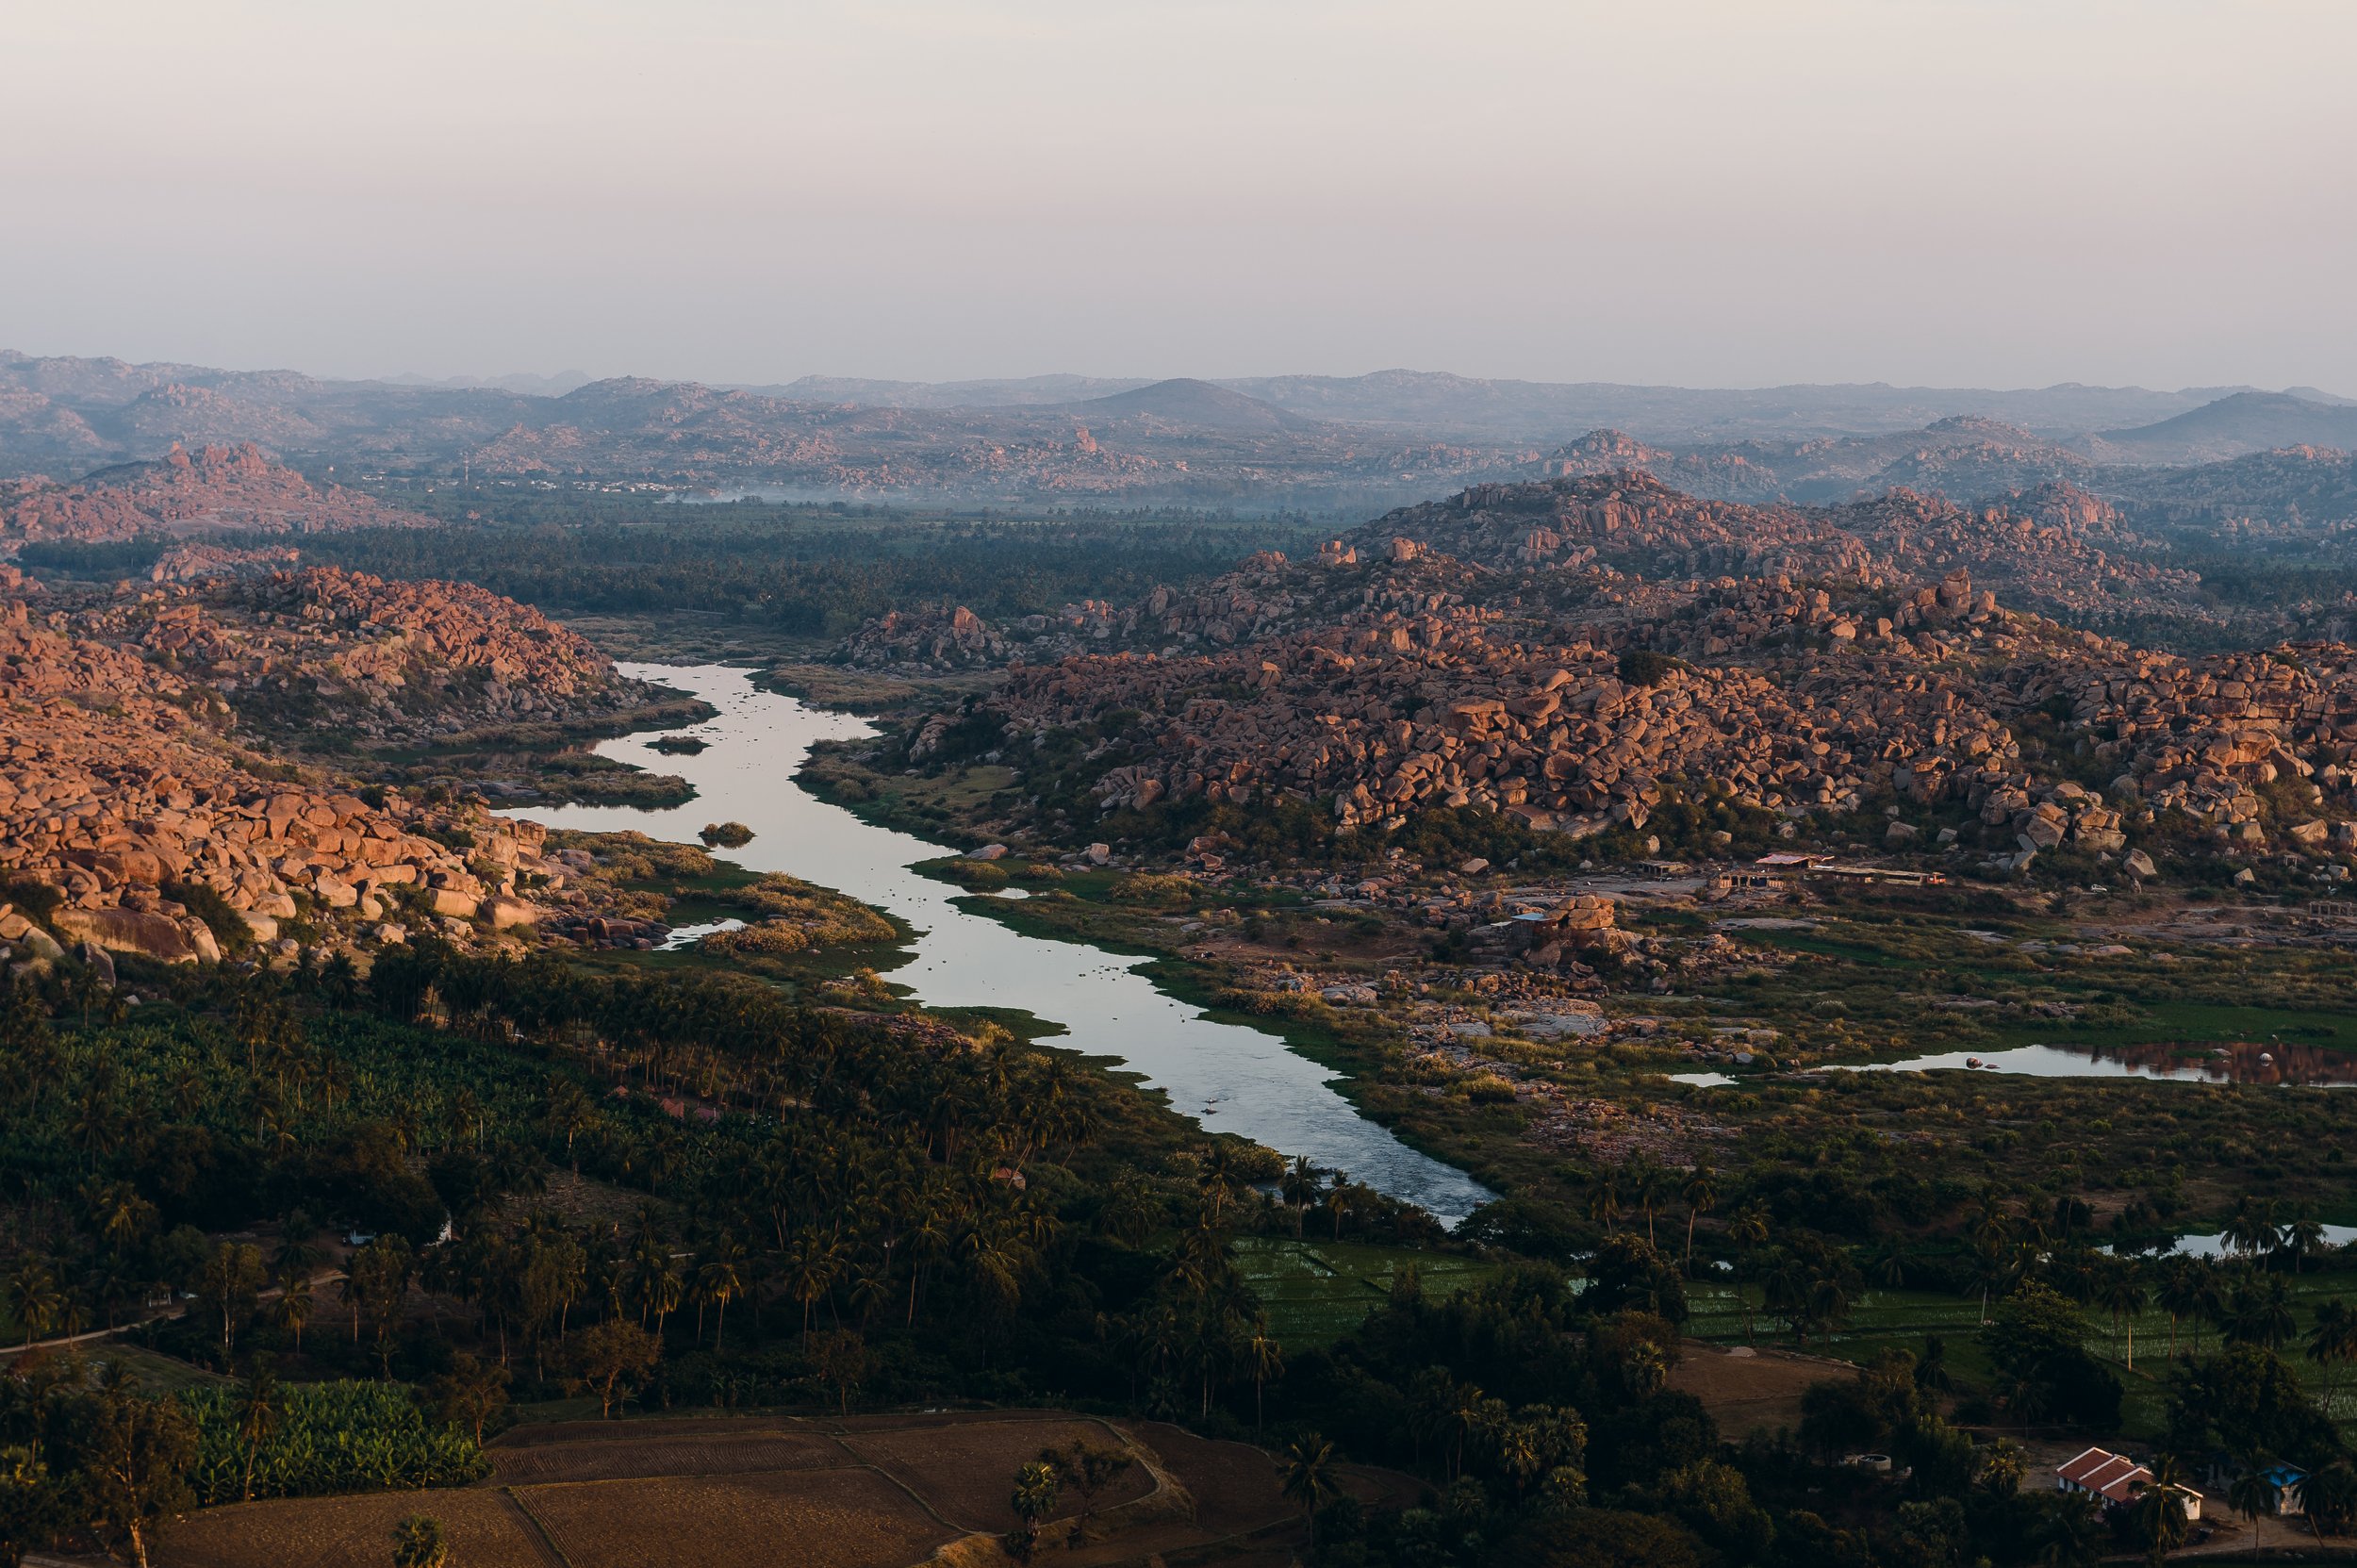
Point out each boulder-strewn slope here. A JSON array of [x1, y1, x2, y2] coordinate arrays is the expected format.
[[0, 587, 553, 964], [0, 442, 429, 546], [0, 562, 668, 968], [873, 473, 2357, 884], [53, 565, 636, 745], [1540, 418, 2096, 505]]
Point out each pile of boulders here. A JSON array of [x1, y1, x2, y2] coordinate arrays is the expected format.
[[0, 586, 580, 967], [838, 603, 1007, 668], [900, 472, 2357, 883], [0, 442, 429, 545], [49, 565, 642, 744]]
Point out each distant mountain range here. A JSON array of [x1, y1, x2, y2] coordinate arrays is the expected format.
[[743, 367, 2355, 443], [1, 350, 2351, 518]]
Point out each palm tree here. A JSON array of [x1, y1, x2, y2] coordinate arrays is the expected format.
[[2284, 1210, 2329, 1274], [1584, 1169, 1624, 1235], [1971, 1189, 2013, 1252], [1869, 1238, 1912, 1290], [2046, 1244, 2102, 1305], [2003, 1374, 2050, 1433], [2185, 1260, 2228, 1356], [1279, 1432, 1339, 1544], [5, 1258, 62, 1350], [235, 1359, 280, 1503], [2036, 1486, 2103, 1568], [1007, 1460, 1059, 1561], [2221, 1197, 2280, 1264], [781, 1233, 840, 1332], [1624, 1158, 1669, 1247], [1242, 1320, 1283, 1438], [1727, 1203, 1770, 1343], [86, 1182, 156, 1257], [273, 1270, 314, 1353], [1442, 1380, 1489, 1482], [2224, 1274, 2297, 1350], [2301, 1459, 2357, 1542], [1966, 1240, 2012, 1326], [2094, 1259, 2149, 1370], [1405, 1367, 1458, 1473], [1916, 1334, 1955, 1395], [2229, 1467, 2279, 1555], [1680, 1164, 1718, 1273], [2131, 1455, 2195, 1568], [904, 1207, 950, 1325], [1280, 1157, 1319, 1237], [1762, 1250, 1813, 1344], [1322, 1177, 1355, 1241], [2310, 1298, 2357, 1413], [2156, 1256, 2203, 1362], [698, 1238, 748, 1353]]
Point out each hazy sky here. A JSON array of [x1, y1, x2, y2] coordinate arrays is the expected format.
[[4, 0, 2351, 391]]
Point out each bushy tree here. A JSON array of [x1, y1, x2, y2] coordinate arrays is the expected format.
[[2166, 1344, 2342, 1468]]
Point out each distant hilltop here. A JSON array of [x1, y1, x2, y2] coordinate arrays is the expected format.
[[0, 348, 2350, 516]]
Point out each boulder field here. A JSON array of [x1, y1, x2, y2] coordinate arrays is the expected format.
[[0, 562, 631, 968], [861, 473, 2357, 881]]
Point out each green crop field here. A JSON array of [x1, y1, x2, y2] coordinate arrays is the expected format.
[[1233, 1237, 1506, 1347]]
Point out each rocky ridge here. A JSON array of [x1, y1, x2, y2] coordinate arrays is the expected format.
[[48, 565, 638, 747], [884, 474, 2357, 888], [1540, 417, 2098, 506], [0, 442, 428, 547]]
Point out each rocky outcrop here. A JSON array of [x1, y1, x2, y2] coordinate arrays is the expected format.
[[0, 443, 430, 547], [0, 572, 618, 967], [53, 566, 638, 746], [840, 604, 1006, 668], [910, 475, 2357, 885]]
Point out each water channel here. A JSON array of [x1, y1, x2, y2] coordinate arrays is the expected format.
[[510, 664, 1494, 1227]]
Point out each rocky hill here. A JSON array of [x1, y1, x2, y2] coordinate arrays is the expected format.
[[1056, 378, 1323, 433], [48, 564, 644, 748], [2083, 392, 2357, 466], [2102, 445, 2357, 539], [0, 442, 430, 547], [0, 549, 708, 973], [868, 472, 2357, 888], [0, 583, 565, 967], [864, 472, 2206, 655], [1539, 418, 2096, 505]]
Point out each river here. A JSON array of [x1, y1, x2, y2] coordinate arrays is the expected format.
[[509, 663, 1493, 1227]]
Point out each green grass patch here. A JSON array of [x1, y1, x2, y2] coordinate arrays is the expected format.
[[1236, 1236, 1506, 1348]]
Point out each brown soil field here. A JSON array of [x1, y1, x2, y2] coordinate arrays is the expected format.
[[513, 1468, 955, 1568], [841, 1415, 1149, 1531], [490, 1427, 847, 1484], [498, 1414, 811, 1446], [155, 1409, 1360, 1568], [1132, 1422, 1292, 1535], [159, 1487, 562, 1568], [1669, 1345, 1840, 1436]]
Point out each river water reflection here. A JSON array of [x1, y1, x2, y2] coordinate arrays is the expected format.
[[508, 664, 1493, 1227], [1671, 1038, 2357, 1089], [1834, 1039, 2357, 1085]]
